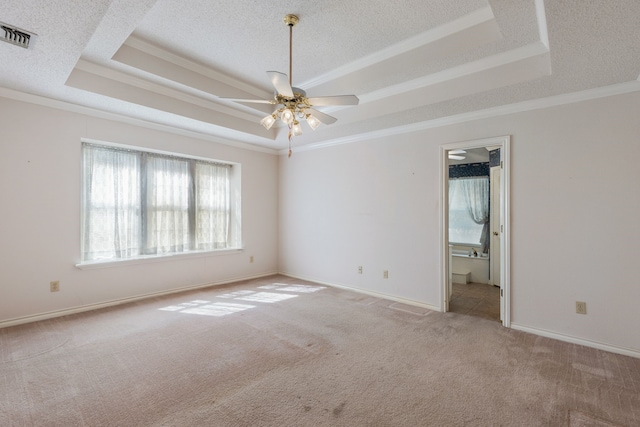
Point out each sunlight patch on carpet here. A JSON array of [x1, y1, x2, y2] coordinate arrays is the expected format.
[[258, 283, 325, 293], [159, 300, 212, 311], [233, 292, 298, 303], [159, 285, 316, 317], [159, 301, 255, 317], [277, 285, 326, 293], [217, 290, 256, 298], [158, 305, 184, 312], [181, 303, 256, 317]]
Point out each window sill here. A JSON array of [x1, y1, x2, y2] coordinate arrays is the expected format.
[[449, 242, 482, 248], [75, 248, 243, 270]]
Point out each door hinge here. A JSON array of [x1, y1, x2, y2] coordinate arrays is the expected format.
[[500, 288, 503, 297], [501, 160, 503, 168]]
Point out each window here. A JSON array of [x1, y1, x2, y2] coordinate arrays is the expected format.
[[448, 177, 489, 247], [81, 142, 239, 263]]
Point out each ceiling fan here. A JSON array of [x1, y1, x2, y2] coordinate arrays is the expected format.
[[448, 149, 467, 160], [222, 14, 359, 156]]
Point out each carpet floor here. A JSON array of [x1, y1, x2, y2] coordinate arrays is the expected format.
[[450, 282, 501, 321], [1, 275, 638, 426]]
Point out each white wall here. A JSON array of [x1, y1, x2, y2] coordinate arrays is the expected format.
[[279, 91, 640, 354], [0, 97, 279, 324], [2, 90, 639, 355]]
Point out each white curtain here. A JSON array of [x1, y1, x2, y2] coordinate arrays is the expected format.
[[195, 162, 230, 250], [144, 155, 191, 255], [458, 177, 490, 252], [82, 144, 233, 262], [82, 145, 141, 261], [449, 177, 490, 252]]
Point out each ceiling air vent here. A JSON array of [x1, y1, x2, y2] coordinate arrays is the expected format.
[[1, 22, 36, 49]]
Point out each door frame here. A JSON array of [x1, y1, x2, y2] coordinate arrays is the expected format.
[[440, 135, 511, 327]]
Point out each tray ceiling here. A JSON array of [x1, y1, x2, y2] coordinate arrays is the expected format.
[[0, 0, 639, 153]]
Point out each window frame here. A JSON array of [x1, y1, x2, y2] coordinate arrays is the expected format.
[[77, 139, 242, 269]]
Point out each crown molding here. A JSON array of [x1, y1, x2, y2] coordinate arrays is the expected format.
[[360, 42, 549, 104], [3, 78, 638, 159], [535, 0, 550, 49], [124, 36, 271, 99], [0, 86, 279, 155], [300, 6, 496, 89], [281, 80, 640, 155], [72, 59, 264, 121]]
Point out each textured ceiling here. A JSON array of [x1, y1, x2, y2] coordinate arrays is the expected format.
[[0, 0, 639, 153], [133, 0, 490, 88]]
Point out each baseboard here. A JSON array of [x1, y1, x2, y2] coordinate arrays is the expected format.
[[280, 272, 441, 313], [0, 271, 278, 329], [510, 323, 640, 359], [11, 272, 635, 359], [281, 273, 640, 359]]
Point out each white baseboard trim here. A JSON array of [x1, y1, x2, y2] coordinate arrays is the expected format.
[[280, 272, 441, 313], [282, 273, 640, 359], [510, 323, 640, 359], [0, 271, 278, 329]]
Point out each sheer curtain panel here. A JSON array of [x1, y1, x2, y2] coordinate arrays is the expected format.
[[448, 177, 490, 251], [460, 177, 490, 253], [82, 145, 141, 261], [144, 155, 191, 255], [195, 162, 230, 250], [81, 142, 235, 263]]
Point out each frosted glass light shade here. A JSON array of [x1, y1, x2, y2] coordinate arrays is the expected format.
[[281, 109, 294, 125], [260, 114, 276, 130], [291, 121, 303, 136], [306, 114, 321, 130]]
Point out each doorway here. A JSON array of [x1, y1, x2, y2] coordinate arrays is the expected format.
[[440, 136, 511, 326]]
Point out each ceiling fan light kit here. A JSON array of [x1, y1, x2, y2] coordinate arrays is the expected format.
[[224, 14, 359, 156], [448, 149, 467, 160]]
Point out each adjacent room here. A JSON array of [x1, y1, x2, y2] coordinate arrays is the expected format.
[[1, 1, 639, 425]]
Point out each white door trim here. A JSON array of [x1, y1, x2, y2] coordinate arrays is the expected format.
[[440, 135, 511, 327]]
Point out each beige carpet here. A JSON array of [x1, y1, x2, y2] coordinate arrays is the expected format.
[[1, 275, 638, 426]]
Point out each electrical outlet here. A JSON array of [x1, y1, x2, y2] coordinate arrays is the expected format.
[[383, 270, 389, 279], [50, 281, 60, 292], [576, 301, 587, 314], [358, 266, 363, 274], [250, 255, 254, 263]]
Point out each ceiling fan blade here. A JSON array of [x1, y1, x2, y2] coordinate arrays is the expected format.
[[307, 95, 360, 106], [449, 149, 467, 155], [448, 155, 466, 160], [267, 71, 294, 98], [220, 98, 274, 104], [306, 108, 337, 125]]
